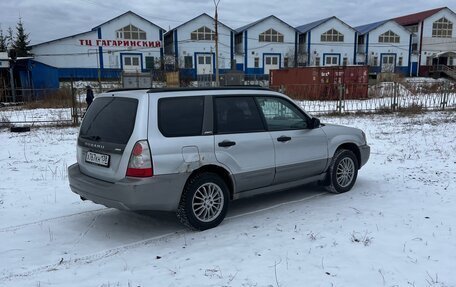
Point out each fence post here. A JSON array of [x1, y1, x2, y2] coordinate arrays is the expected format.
[[392, 82, 398, 111], [337, 84, 344, 114], [441, 81, 448, 110]]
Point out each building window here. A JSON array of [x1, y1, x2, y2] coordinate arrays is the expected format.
[[116, 24, 146, 40], [321, 29, 344, 42], [357, 35, 364, 45], [343, 57, 348, 66], [184, 56, 192, 68], [254, 57, 259, 68], [432, 17, 453, 38], [259, 29, 284, 42], [398, 57, 403, 66], [145, 56, 155, 69], [406, 25, 418, 33], [191, 26, 215, 41], [379, 30, 400, 43], [325, 55, 339, 66], [373, 56, 378, 66], [315, 57, 320, 66]]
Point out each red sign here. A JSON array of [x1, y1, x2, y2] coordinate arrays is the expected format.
[[79, 39, 161, 48]]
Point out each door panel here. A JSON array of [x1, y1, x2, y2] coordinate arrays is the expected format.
[[123, 55, 141, 72], [215, 133, 275, 191], [264, 56, 280, 74], [214, 97, 274, 192], [197, 54, 213, 75], [381, 55, 395, 72], [256, 96, 328, 184], [269, 129, 328, 184]]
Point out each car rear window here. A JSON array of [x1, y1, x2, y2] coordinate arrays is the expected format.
[[158, 97, 204, 137], [80, 97, 138, 145]]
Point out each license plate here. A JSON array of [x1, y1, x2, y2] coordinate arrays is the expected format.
[[85, 151, 110, 167]]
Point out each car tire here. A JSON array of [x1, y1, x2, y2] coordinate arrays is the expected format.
[[325, 149, 358, 194], [177, 172, 229, 231]]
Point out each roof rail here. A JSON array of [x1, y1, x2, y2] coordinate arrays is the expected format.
[[146, 86, 271, 93], [105, 88, 150, 93]]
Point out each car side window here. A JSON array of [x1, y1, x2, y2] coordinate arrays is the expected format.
[[214, 97, 265, 134], [256, 97, 309, 130], [158, 96, 204, 137]]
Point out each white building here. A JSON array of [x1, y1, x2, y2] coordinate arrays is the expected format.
[[355, 20, 412, 75], [394, 7, 456, 76], [164, 13, 233, 80], [296, 17, 357, 67], [234, 15, 297, 76], [31, 11, 165, 80]]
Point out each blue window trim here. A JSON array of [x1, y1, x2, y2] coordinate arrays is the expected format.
[[408, 34, 412, 75], [119, 53, 144, 71], [307, 31, 311, 65], [97, 28, 104, 69], [244, 31, 248, 73], [365, 33, 369, 64], [353, 32, 357, 65], [174, 30, 179, 68], [380, 53, 396, 69], [322, 53, 341, 66], [230, 31, 234, 67], [159, 30, 164, 65], [294, 31, 298, 67], [194, 52, 216, 75]]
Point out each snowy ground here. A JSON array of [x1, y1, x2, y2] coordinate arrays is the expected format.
[[0, 111, 455, 287]]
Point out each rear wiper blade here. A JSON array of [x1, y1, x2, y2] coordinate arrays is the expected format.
[[80, 135, 101, 141]]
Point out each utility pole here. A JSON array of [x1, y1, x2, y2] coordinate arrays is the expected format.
[[214, 0, 220, 87], [8, 49, 17, 102]]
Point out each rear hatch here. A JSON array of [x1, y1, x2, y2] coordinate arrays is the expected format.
[[77, 92, 148, 182]]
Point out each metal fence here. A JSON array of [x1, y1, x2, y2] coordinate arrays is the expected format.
[[291, 81, 456, 115], [0, 79, 455, 128]]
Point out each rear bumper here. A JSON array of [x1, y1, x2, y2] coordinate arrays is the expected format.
[[68, 163, 189, 211], [359, 144, 370, 168]]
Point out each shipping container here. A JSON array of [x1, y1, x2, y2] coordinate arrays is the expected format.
[[270, 66, 369, 100]]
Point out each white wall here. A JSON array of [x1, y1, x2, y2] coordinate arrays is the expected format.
[[176, 14, 232, 70], [243, 17, 296, 72], [32, 30, 99, 68], [31, 12, 163, 70], [421, 8, 456, 65], [366, 21, 411, 68], [309, 18, 356, 66]]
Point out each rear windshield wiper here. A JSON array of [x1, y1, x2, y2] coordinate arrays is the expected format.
[[80, 135, 101, 141]]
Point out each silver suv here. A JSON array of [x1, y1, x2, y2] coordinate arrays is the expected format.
[[68, 87, 370, 230]]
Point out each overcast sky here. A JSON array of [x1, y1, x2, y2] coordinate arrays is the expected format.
[[0, 0, 454, 45]]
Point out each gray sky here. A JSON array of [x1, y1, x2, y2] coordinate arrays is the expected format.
[[0, 0, 454, 45]]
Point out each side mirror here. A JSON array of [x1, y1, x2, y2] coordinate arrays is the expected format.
[[310, 117, 320, 129]]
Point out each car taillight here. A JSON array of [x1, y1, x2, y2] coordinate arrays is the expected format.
[[126, 140, 153, 177]]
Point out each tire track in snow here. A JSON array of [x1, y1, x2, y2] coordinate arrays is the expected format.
[[0, 192, 327, 282], [0, 208, 108, 233]]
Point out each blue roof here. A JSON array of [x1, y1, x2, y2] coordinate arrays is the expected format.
[[295, 17, 333, 33], [355, 20, 389, 35], [234, 15, 296, 34]]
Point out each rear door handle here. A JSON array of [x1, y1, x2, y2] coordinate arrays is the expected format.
[[218, 140, 236, 147], [277, 136, 291, 142]]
